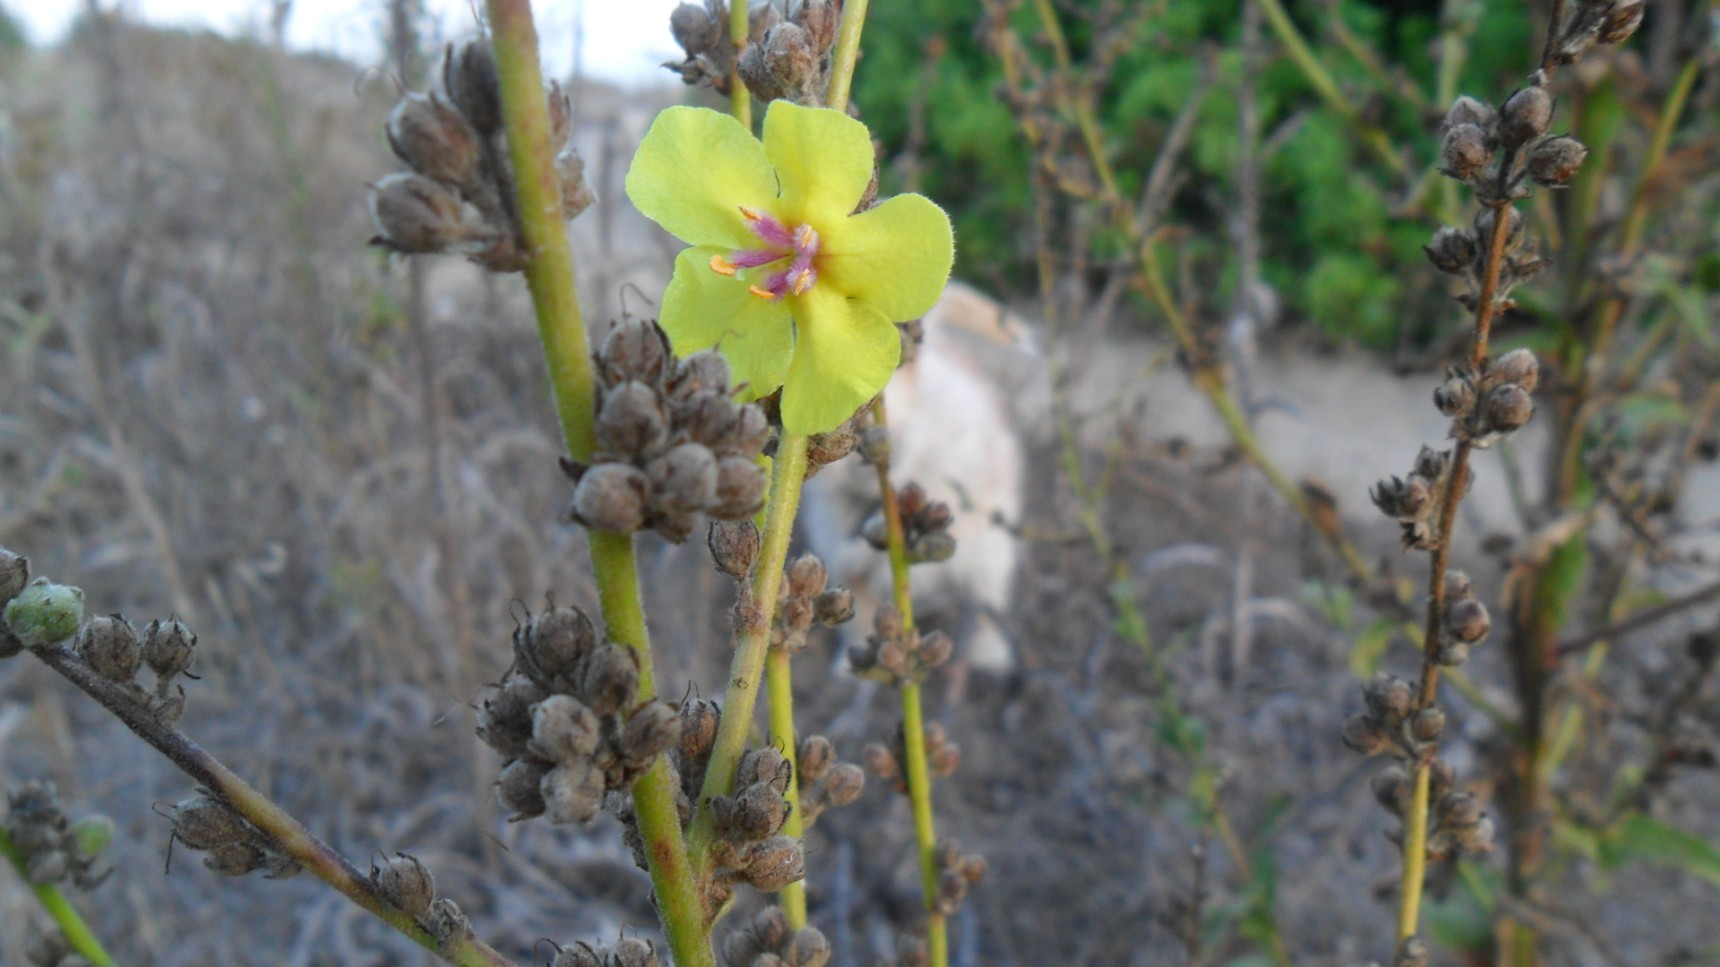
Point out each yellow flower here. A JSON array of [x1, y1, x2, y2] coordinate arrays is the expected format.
[[625, 101, 954, 435]]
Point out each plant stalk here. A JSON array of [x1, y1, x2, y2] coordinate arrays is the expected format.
[[0, 827, 115, 966], [485, 3, 710, 962]]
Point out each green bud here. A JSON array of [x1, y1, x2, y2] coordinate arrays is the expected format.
[[72, 814, 117, 858], [3, 579, 85, 649]]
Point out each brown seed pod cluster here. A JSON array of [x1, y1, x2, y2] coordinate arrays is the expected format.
[[719, 906, 832, 967], [793, 734, 865, 828], [562, 318, 771, 543], [703, 747, 805, 894], [1369, 446, 1472, 551], [1343, 673, 1444, 761], [369, 39, 594, 272], [864, 718, 960, 794], [772, 553, 856, 655], [68, 614, 197, 726], [1435, 348, 1540, 450], [848, 606, 954, 686], [860, 482, 957, 565], [4, 781, 111, 890], [369, 852, 475, 948], [163, 791, 301, 879], [546, 936, 658, 967], [664, 0, 778, 94], [736, 0, 841, 107], [1434, 570, 1492, 666], [931, 839, 987, 916], [476, 603, 680, 825]]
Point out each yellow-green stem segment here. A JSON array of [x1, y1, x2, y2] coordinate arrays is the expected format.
[[728, 0, 751, 127], [1395, 763, 1434, 942], [485, 3, 710, 963], [824, 0, 870, 111], [870, 397, 950, 966], [0, 828, 115, 966], [692, 436, 811, 861], [766, 648, 808, 925]]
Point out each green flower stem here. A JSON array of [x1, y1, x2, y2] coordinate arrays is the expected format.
[[31, 642, 516, 967], [1254, 0, 1407, 177], [728, 0, 751, 128], [485, 4, 711, 964], [869, 397, 949, 967], [0, 827, 114, 966], [765, 648, 808, 926], [824, 0, 870, 110], [691, 435, 810, 858]]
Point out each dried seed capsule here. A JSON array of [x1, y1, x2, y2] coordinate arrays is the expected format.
[[610, 936, 658, 967], [1342, 712, 1391, 756], [1443, 570, 1473, 599], [373, 853, 437, 918], [1439, 123, 1490, 181], [667, 351, 733, 401], [3, 579, 84, 650], [678, 697, 721, 760], [738, 22, 819, 104], [1437, 791, 1484, 829], [786, 926, 832, 967], [0, 547, 27, 603], [737, 745, 792, 789], [1489, 347, 1540, 393], [522, 605, 597, 684], [821, 763, 864, 807], [911, 531, 957, 564], [1527, 135, 1587, 187], [712, 455, 770, 520], [862, 742, 899, 780], [708, 520, 761, 580], [142, 618, 197, 679], [477, 675, 546, 758], [798, 735, 835, 781], [496, 757, 552, 821], [648, 443, 719, 516], [1483, 383, 1535, 435], [578, 643, 639, 717], [722, 929, 762, 967], [1434, 371, 1477, 418], [368, 172, 487, 255], [742, 835, 805, 891], [1423, 227, 1479, 275], [444, 40, 502, 137], [555, 147, 596, 220], [1446, 597, 1492, 645], [596, 381, 670, 460], [1372, 765, 1413, 815], [1473, 205, 1525, 256], [529, 695, 602, 762], [168, 796, 249, 851], [813, 587, 855, 626], [76, 614, 141, 683], [1363, 673, 1415, 722], [540, 760, 606, 824], [622, 700, 683, 765], [918, 630, 954, 668], [1497, 86, 1553, 150], [753, 905, 793, 951], [1441, 95, 1495, 138], [204, 840, 270, 876], [1598, 0, 1645, 44], [786, 554, 828, 598], [425, 896, 473, 946], [386, 92, 480, 187], [1411, 707, 1446, 743], [570, 463, 649, 534], [669, 2, 721, 54], [600, 317, 672, 386]]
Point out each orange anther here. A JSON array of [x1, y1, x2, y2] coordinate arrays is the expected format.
[[710, 255, 738, 276]]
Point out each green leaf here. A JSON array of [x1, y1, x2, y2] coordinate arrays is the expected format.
[[1349, 617, 1400, 678], [1600, 814, 1720, 887]]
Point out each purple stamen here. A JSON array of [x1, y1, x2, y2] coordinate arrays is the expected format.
[[718, 206, 824, 301]]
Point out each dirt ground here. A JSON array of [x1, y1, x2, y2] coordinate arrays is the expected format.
[[1, 23, 1717, 967]]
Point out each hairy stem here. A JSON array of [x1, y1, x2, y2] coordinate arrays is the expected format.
[[765, 647, 808, 925], [32, 643, 515, 967], [728, 0, 751, 128], [870, 396, 949, 966], [824, 0, 870, 111], [485, 3, 709, 962], [0, 827, 115, 966]]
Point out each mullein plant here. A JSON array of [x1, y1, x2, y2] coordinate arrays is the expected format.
[[0, 3, 962, 967], [1349, 3, 1643, 964]]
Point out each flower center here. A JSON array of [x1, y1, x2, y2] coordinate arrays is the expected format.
[[709, 206, 820, 301]]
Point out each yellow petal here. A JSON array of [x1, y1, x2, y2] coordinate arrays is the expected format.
[[626, 107, 780, 249], [780, 285, 901, 435], [660, 246, 794, 398], [818, 193, 954, 322], [762, 101, 876, 231]]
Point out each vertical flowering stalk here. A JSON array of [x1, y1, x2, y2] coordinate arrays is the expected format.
[[482, 2, 711, 963]]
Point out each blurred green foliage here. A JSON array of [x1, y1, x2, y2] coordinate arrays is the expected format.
[[855, 0, 1537, 347], [0, 2, 25, 55]]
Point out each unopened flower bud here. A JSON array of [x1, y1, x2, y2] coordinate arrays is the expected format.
[[76, 614, 141, 683], [1424, 227, 1479, 275], [1484, 382, 1535, 434], [1440, 123, 1491, 180], [373, 852, 437, 918], [570, 463, 648, 533], [1527, 135, 1587, 187], [3, 579, 84, 649], [1497, 86, 1553, 150], [444, 40, 502, 137], [386, 92, 480, 186], [142, 618, 197, 679]]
